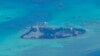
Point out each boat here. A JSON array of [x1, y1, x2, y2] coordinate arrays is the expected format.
[[21, 22, 86, 39]]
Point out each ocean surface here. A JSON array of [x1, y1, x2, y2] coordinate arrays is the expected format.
[[0, 0, 100, 56]]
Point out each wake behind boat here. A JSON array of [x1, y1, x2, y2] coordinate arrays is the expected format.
[[21, 22, 86, 39]]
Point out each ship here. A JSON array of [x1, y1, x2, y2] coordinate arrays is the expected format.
[[21, 22, 86, 39]]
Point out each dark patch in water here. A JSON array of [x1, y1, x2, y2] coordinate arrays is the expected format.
[[21, 25, 86, 39]]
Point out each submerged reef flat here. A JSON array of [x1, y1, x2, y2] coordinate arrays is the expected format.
[[21, 22, 86, 39]]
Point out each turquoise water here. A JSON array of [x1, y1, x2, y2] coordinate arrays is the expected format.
[[0, 0, 100, 56]]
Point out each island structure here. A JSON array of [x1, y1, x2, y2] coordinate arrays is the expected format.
[[21, 22, 86, 39]]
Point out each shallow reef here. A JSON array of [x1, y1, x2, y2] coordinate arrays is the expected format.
[[21, 24, 86, 39]]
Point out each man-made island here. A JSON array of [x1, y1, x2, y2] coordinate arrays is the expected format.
[[21, 22, 86, 39]]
